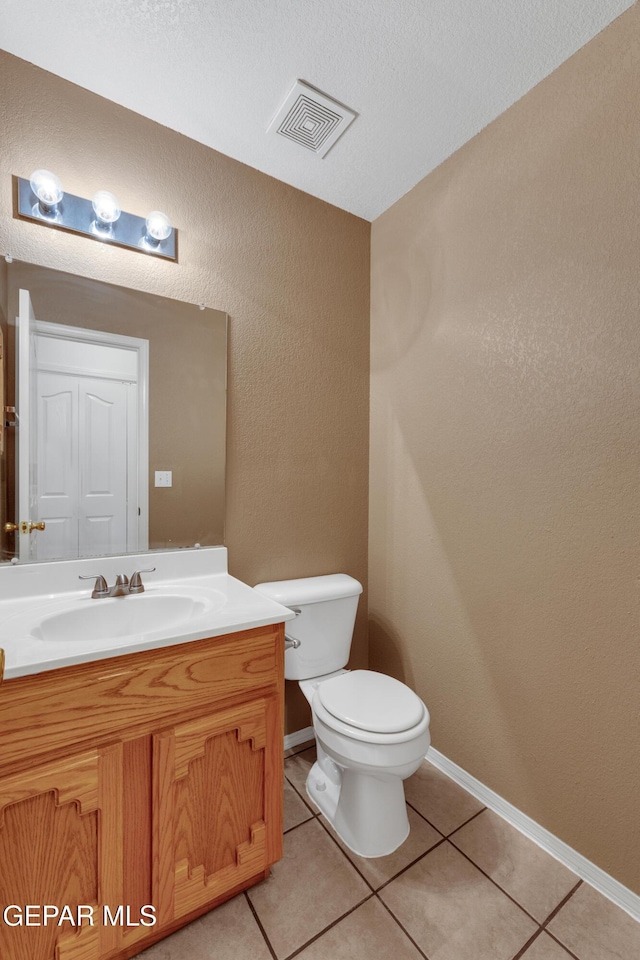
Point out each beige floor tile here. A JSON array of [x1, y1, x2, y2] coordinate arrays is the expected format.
[[320, 805, 442, 889], [450, 808, 578, 921], [547, 882, 640, 960], [284, 777, 315, 831], [379, 840, 537, 960], [136, 893, 271, 960], [284, 745, 317, 798], [295, 896, 423, 960], [519, 932, 576, 959], [404, 760, 484, 834], [247, 817, 370, 958]]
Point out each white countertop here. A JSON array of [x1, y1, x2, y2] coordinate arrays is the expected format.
[[0, 547, 295, 680]]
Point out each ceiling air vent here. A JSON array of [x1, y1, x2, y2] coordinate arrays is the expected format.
[[267, 80, 357, 158]]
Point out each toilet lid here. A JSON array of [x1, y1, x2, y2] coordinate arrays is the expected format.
[[317, 670, 425, 734]]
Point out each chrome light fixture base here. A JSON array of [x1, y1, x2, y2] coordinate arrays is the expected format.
[[14, 176, 177, 262]]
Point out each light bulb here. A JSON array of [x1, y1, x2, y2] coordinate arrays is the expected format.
[[92, 190, 121, 226], [145, 211, 172, 242], [29, 169, 63, 211]]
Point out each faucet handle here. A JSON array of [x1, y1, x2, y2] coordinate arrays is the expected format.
[[79, 574, 109, 598], [129, 567, 156, 594]]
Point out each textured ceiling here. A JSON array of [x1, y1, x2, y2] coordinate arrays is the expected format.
[[0, 0, 633, 220]]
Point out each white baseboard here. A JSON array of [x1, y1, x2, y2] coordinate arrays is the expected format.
[[427, 747, 640, 922], [284, 725, 315, 752]]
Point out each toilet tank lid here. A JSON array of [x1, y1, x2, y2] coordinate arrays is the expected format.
[[254, 573, 363, 606]]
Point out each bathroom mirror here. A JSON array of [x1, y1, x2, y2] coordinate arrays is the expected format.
[[0, 258, 227, 563]]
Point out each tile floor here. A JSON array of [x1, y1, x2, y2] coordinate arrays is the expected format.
[[139, 742, 640, 960]]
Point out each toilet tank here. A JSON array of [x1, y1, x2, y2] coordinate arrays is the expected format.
[[254, 574, 363, 681]]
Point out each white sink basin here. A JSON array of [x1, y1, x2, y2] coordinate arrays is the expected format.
[[32, 593, 214, 644], [0, 548, 297, 680]]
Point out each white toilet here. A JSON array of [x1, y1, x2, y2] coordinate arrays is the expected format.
[[254, 574, 430, 858]]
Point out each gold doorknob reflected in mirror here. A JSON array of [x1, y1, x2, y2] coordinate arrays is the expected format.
[[3, 520, 46, 534]]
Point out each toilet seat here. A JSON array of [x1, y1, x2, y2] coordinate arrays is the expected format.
[[312, 695, 430, 746], [312, 671, 429, 746], [318, 670, 425, 734]]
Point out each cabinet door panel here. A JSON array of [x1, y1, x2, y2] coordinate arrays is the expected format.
[[153, 696, 282, 923], [0, 745, 123, 960]]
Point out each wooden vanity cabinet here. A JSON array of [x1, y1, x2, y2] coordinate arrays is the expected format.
[[0, 623, 285, 960]]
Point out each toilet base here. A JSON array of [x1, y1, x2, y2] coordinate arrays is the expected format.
[[305, 759, 410, 858]]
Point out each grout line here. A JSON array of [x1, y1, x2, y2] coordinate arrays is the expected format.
[[314, 813, 377, 892], [374, 834, 445, 891], [283, 813, 315, 834], [284, 772, 321, 815], [375, 837, 447, 893], [405, 798, 489, 841], [245, 891, 278, 960], [536, 880, 584, 959], [308, 799, 449, 897], [281, 813, 320, 838], [509, 928, 545, 960], [543, 929, 582, 960], [314, 805, 453, 898], [512, 891, 585, 960], [445, 805, 487, 838], [447, 839, 541, 926], [283, 892, 375, 960], [376, 892, 432, 960], [405, 800, 447, 837], [540, 880, 583, 929], [283, 740, 316, 759]]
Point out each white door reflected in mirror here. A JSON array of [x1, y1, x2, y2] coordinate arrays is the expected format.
[[15, 289, 149, 562]]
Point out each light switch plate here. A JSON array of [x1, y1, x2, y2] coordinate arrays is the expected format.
[[155, 471, 172, 487]]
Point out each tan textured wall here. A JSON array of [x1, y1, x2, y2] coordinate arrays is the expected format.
[[0, 51, 370, 734], [370, 6, 640, 893]]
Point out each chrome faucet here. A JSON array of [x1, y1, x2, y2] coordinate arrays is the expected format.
[[111, 574, 132, 597], [129, 569, 156, 594], [79, 568, 156, 599]]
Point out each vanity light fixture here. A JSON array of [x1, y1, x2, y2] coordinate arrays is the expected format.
[[144, 210, 172, 247], [29, 169, 64, 218], [92, 190, 121, 232], [14, 171, 177, 261]]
